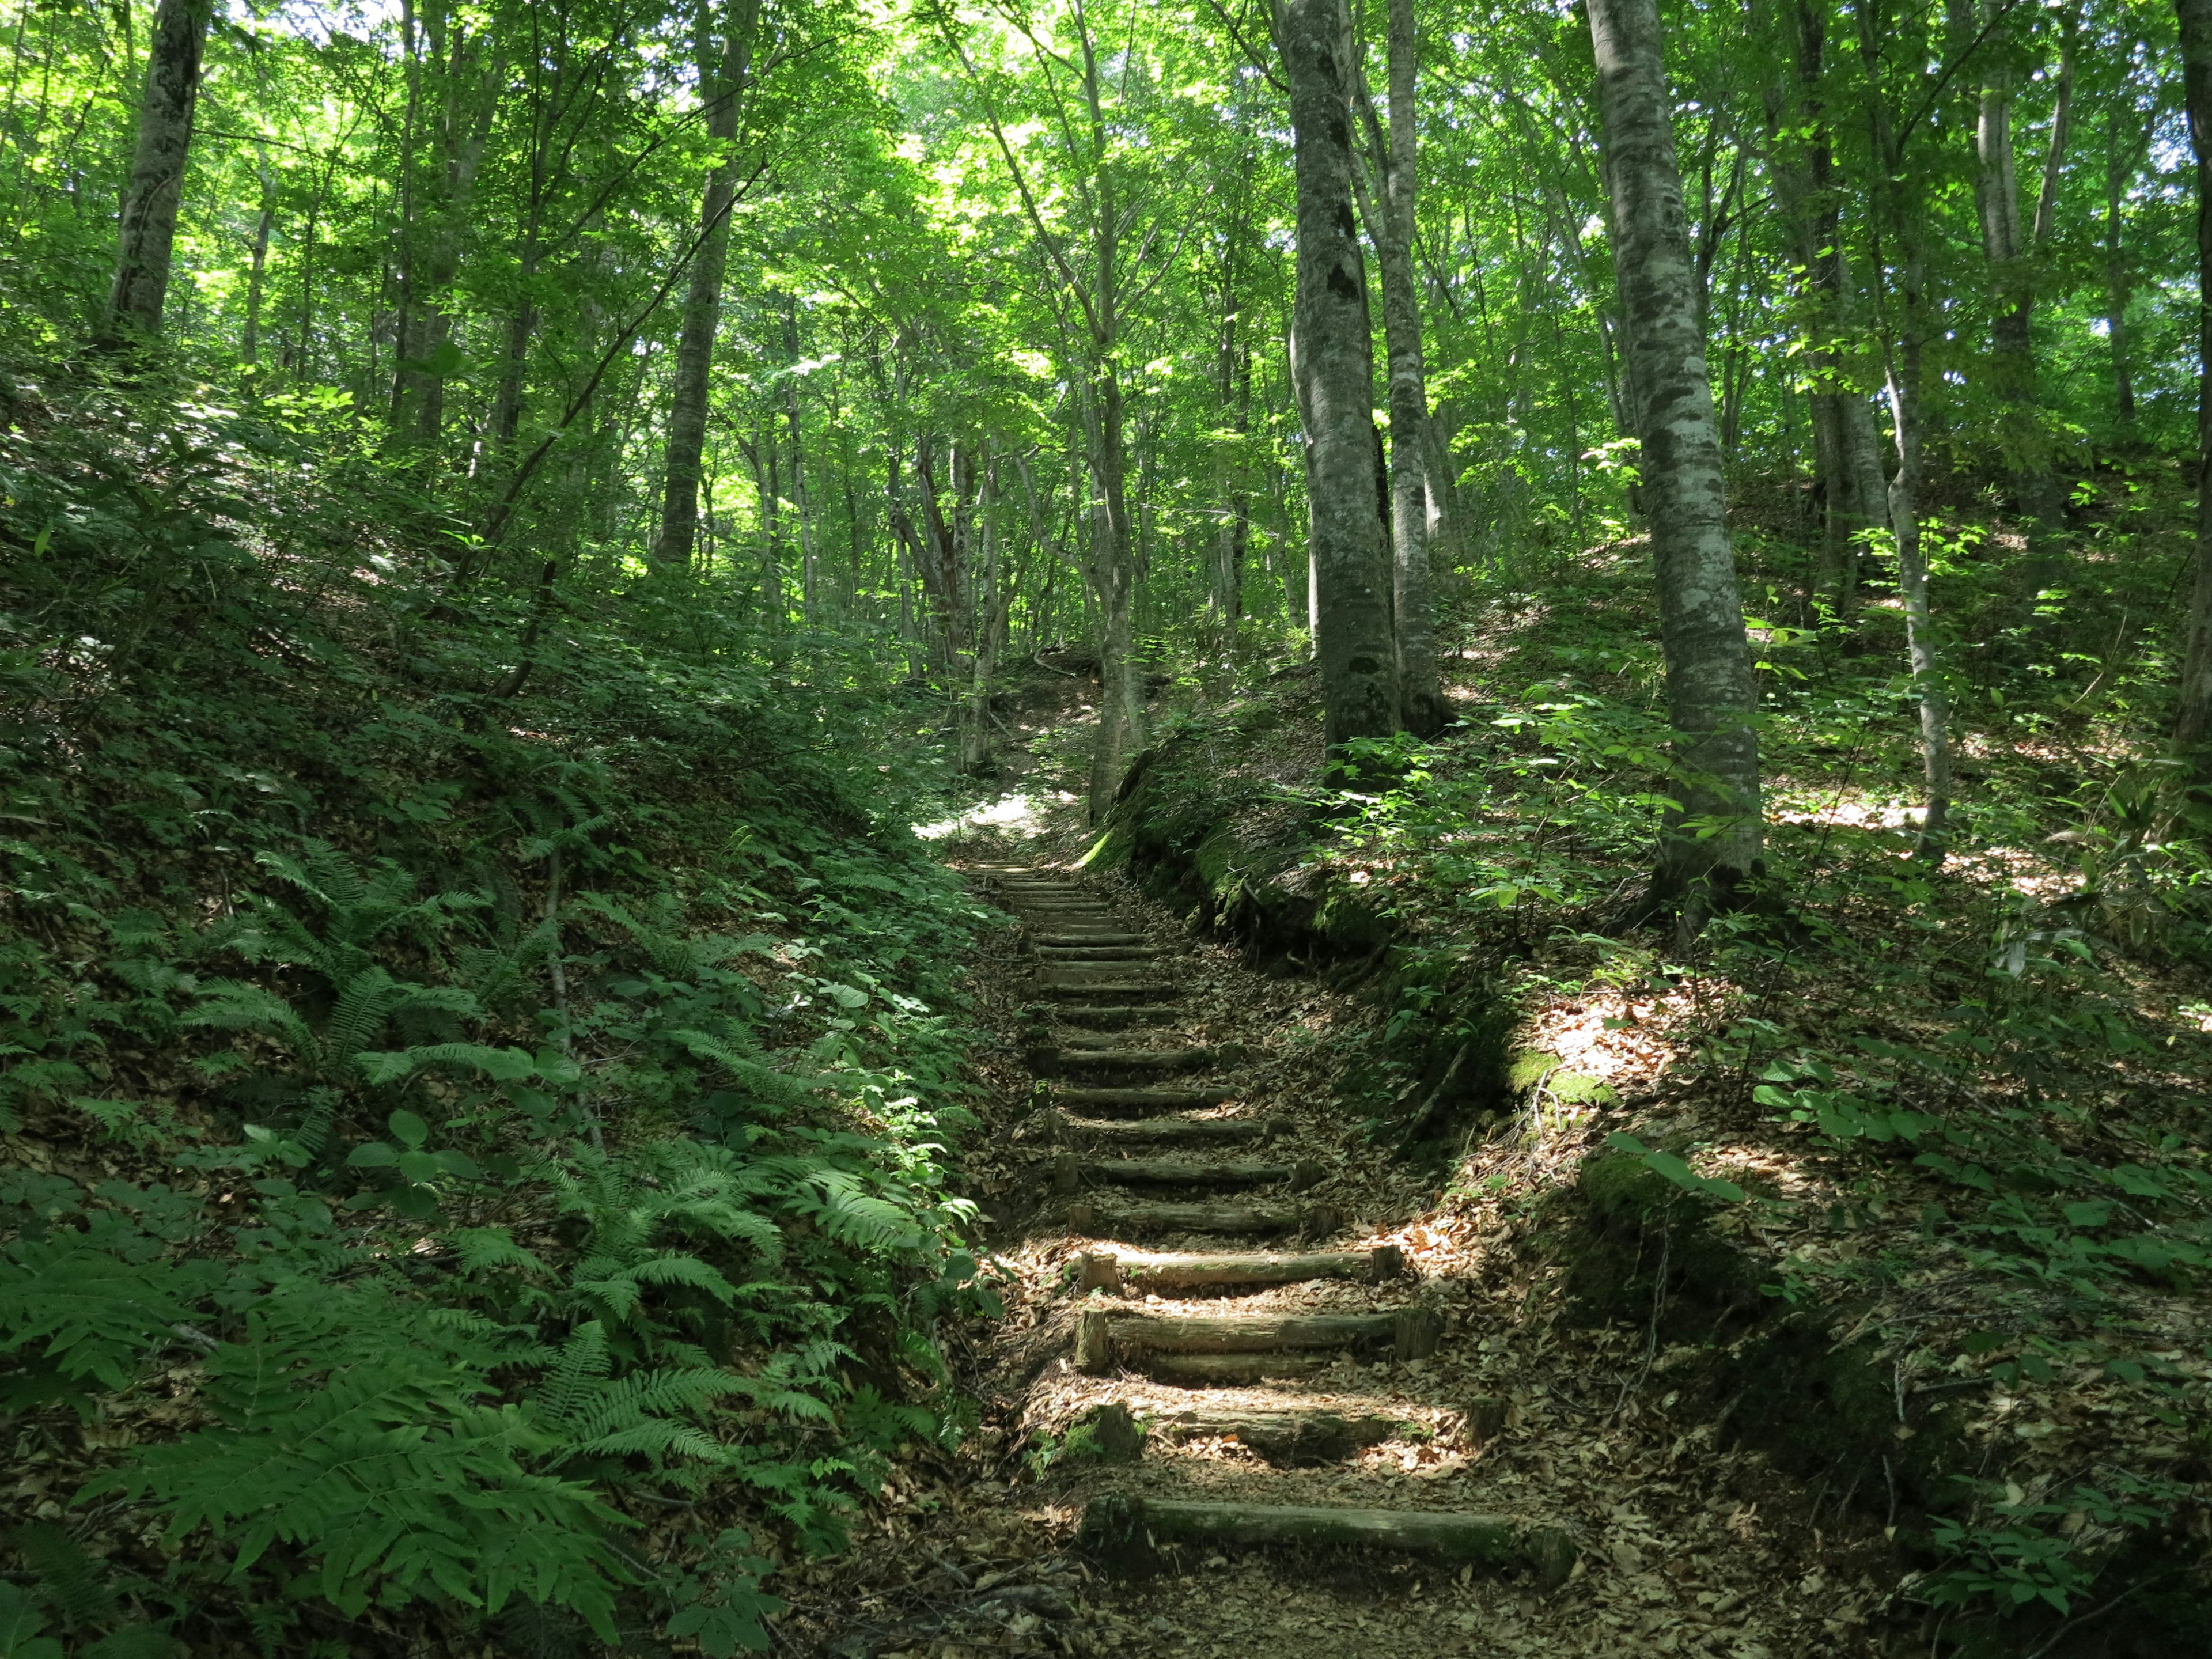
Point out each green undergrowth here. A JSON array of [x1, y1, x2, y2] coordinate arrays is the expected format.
[[0, 358, 994, 1653], [1099, 475, 2212, 1648]]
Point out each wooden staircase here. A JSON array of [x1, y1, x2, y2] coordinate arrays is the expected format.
[[972, 865, 1578, 1589]]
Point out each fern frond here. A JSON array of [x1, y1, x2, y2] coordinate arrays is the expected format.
[[807, 1169, 922, 1253], [177, 980, 312, 1055], [12, 1520, 116, 1630], [535, 1322, 612, 1429]]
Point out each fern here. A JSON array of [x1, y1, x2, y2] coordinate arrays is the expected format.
[[355, 1042, 535, 1086], [802, 1168, 924, 1253], [89, 1293, 629, 1641], [0, 1219, 219, 1406], [9, 1523, 113, 1631]]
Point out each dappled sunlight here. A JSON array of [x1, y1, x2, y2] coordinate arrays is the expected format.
[[915, 790, 1076, 840]]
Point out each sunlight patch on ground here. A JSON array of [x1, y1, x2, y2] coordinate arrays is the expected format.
[[913, 791, 1074, 840]]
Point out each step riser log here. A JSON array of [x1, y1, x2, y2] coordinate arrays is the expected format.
[[1054, 1088, 1236, 1113], [1050, 1154, 1321, 1192], [1054, 1118, 1275, 1147], [1078, 1497, 1577, 1588], [1074, 1309, 1440, 1370], [1075, 1245, 1402, 1293], [1068, 1201, 1338, 1238]]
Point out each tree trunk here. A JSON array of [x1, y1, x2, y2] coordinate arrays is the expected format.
[[651, 0, 758, 571], [2173, 0, 2212, 766], [1210, 214, 1248, 639], [100, 0, 212, 344], [391, 10, 499, 452], [2107, 111, 2142, 429], [1354, 0, 1444, 735], [1282, 0, 1400, 749], [1588, 0, 1762, 919], [1084, 360, 1145, 817], [1768, 0, 1883, 613], [1862, 3, 1956, 862], [1974, 0, 2065, 539], [963, 452, 1002, 775], [242, 164, 274, 366]]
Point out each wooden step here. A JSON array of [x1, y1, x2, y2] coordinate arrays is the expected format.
[[1154, 1406, 1405, 1465], [1074, 1245, 1403, 1293], [1044, 1046, 1215, 1072], [1036, 978, 1163, 998], [1032, 1005, 1177, 1028], [1035, 945, 1157, 960], [1069, 1198, 1339, 1238], [1054, 1114, 1278, 1147], [1078, 1497, 1577, 1586], [1051, 1154, 1320, 1192], [1075, 1308, 1441, 1373], [1033, 933, 1148, 945], [1054, 1085, 1235, 1112]]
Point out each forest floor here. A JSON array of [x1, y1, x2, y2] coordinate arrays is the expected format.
[[771, 722, 1904, 1659]]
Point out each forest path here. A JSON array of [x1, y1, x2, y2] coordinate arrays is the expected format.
[[795, 850, 1893, 1659]]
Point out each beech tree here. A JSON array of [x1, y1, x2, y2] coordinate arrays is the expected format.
[[1586, 0, 1762, 915], [654, 0, 760, 570], [1283, 0, 1402, 749], [1353, 0, 1445, 736], [100, 0, 213, 343]]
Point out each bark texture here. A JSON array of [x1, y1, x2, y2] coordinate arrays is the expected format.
[[652, 0, 758, 570], [1355, 0, 1445, 735], [2174, 0, 2212, 765], [1587, 0, 1762, 911], [1282, 0, 1400, 748], [101, 0, 213, 343]]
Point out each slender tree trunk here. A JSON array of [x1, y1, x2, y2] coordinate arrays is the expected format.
[[963, 452, 1002, 775], [99, 0, 212, 344], [782, 300, 819, 623], [1588, 0, 1762, 919], [1210, 209, 1248, 640], [652, 0, 757, 570], [2173, 0, 2212, 765], [1354, 0, 1444, 735], [1862, 3, 1955, 862], [242, 164, 274, 366], [1878, 256, 1955, 862], [1974, 0, 2065, 539], [1770, 0, 1883, 612], [1283, 0, 1400, 749], [2107, 112, 2141, 430]]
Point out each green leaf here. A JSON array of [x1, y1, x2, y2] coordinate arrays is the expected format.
[[346, 1142, 397, 1169], [0, 1583, 62, 1659]]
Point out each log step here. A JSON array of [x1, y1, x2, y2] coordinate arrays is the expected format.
[[1075, 1308, 1441, 1371], [1051, 1154, 1320, 1192], [1055, 1114, 1278, 1147], [1033, 933, 1149, 945], [1046, 1046, 1215, 1071], [1154, 1406, 1407, 1465], [1078, 1497, 1577, 1586], [1035, 945, 1157, 960], [1054, 1086, 1236, 1112], [1036, 978, 1164, 998], [1074, 1245, 1403, 1293], [1068, 1199, 1337, 1238], [1033, 1005, 1177, 1028]]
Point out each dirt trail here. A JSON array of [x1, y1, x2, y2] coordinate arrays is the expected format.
[[776, 847, 1896, 1658]]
